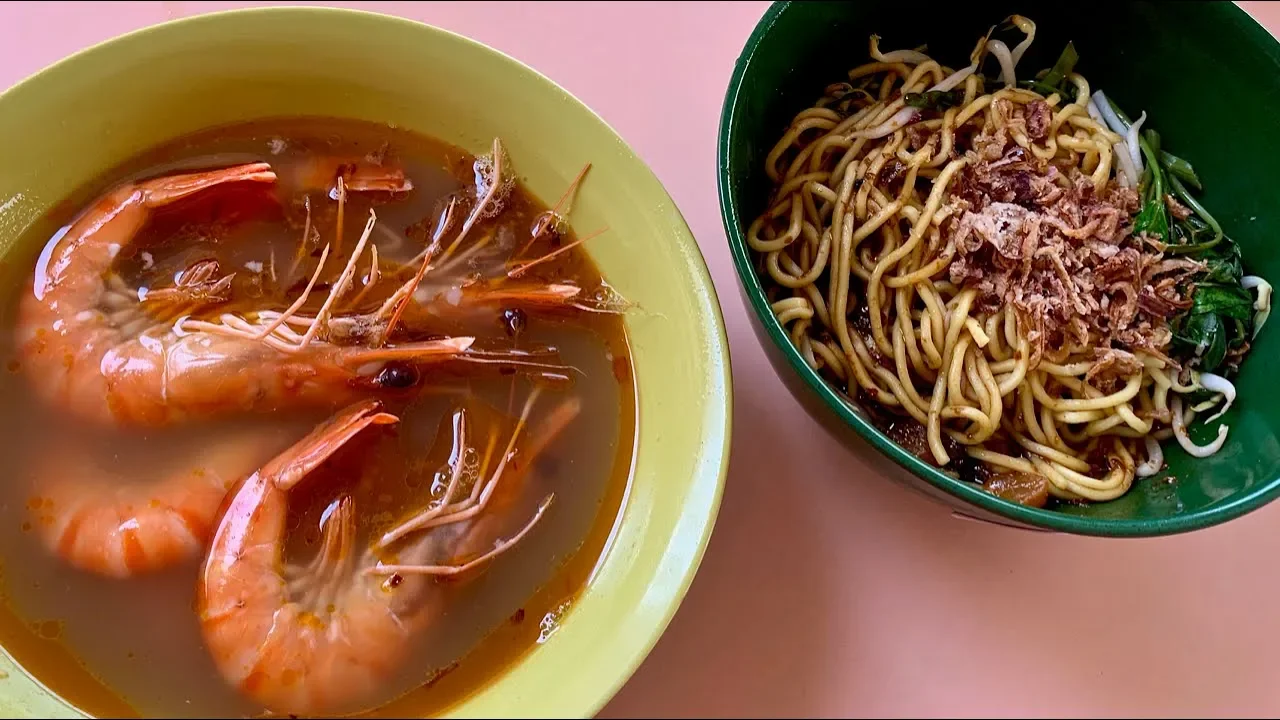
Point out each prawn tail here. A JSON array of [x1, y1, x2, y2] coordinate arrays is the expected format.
[[260, 399, 399, 492], [139, 162, 277, 207]]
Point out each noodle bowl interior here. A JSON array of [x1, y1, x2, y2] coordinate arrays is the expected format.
[[750, 15, 1271, 509]]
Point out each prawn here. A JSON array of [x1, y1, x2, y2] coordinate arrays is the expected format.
[[365, 139, 628, 335], [243, 270, 631, 357], [15, 163, 477, 427], [198, 391, 577, 716], [287, 154, 414, 199], [28, 432, 287, 579]]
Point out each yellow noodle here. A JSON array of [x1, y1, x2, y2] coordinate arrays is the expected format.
[[747, 22, 1226, 508]]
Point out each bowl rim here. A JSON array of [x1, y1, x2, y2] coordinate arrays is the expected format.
[[716, 0, 1280, 538], [0, 5, 733, 717]]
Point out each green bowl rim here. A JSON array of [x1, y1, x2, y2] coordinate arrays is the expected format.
[[716, 0, 1280, 538], [0, 6, 734, 717]]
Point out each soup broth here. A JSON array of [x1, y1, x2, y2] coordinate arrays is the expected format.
[[0, 118, 636, 717]]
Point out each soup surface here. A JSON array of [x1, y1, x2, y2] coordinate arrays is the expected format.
[[0, 118, 636, 717]]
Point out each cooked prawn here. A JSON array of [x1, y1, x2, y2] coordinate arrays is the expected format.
[[236, 271, 630, 359], [198, 391, 575, 716], [28, 432, 287, 579], [288, 155, 414, 199], [259, 138, 630, 347], [15, 163, 477, 427]]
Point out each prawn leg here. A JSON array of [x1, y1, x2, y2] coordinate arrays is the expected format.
[[374, 389, 581, 555]]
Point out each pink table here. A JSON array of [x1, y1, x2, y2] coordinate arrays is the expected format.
[[4, 2, 1280, 717]]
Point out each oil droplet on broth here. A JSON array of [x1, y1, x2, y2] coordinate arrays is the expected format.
[[536, 600, 571, 644]]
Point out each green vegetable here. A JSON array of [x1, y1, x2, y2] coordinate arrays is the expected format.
[[1171, 284, 1253, 374], [1018, 41, 1078, 100], [1102, 97, 1256, 376], [904, 89, 963, 111], [1165, 214, 1216, 254], [1133, 137, 1169, 241], [1159, 150, 1202, 191], [1167, 262, 1254, 376], [1167, 173, 1224, 249], [1188, 284, 1254, 323], [1197, 240, 1243, 284], [1043, 42, 1078, 85], [1174, 312, 1228, 372], [1019, 79, 1078, 101]]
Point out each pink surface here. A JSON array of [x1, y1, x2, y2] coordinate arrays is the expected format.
[[3, 2, 1280, 717]]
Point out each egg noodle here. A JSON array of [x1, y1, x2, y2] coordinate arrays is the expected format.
[[748, 17, 1270, 504]]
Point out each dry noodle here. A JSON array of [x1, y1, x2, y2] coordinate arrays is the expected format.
[[748, 17, 1271, 506]]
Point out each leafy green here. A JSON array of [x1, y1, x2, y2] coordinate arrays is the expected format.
[[1018, 42, 1079, 100], [1160, 151, 1202, 191], [1171, 280, 1251, 374], [1197, 240, 1243, 285], [1173, 312, 1229, 372], [1020, 79, 1079, 102], [1133, 136, 1169, 241], [904, 89, 964, 111], [1167, 173, 1224, 248], [1101, 97, 1255, 375], [1164, 214, 1219, 255], [1189, 284, 1253, 323], [1042, 42, 1079, 87], [1167, 272, 1254, 376]]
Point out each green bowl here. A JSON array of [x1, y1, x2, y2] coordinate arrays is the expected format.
[[0, 7, 732, 717], [719, 0, 1280, 537]]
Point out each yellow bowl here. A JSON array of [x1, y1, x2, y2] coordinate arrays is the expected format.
[[0, 7, 731, 718]]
